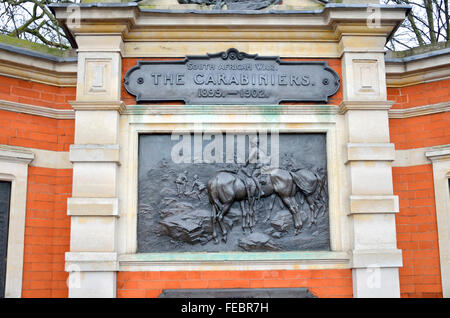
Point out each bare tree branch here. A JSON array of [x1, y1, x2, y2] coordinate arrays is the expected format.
[[385, 0, 450, 51], [0, 0, 79, 50]]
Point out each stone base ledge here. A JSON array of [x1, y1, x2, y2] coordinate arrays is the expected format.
[[346, 143, 395, 163], [65, 252, 119, 272], [119, 251, 350, 272], [67, 197, 119, 216], [349, 195, 399, 214], [69, 144, 120, 163], [351, 249, 403, 269]]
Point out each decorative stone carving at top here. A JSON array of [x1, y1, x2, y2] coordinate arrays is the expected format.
[[134, 0, 326, 11], [178, 0, 281, 10]]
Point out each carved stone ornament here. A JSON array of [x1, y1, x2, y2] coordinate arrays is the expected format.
[[137, 133, 330, 253], [124, 48, 340, 105], [177, 0, 282, 10]]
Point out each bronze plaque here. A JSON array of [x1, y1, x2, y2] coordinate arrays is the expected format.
[[137, 133, 330, 253]]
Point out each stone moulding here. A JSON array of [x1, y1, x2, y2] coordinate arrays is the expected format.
[[123, 104, 340, 115], [122, 120, 343, 259], [426, 145, 450, 162], [388, 101, 450, 119], [0, 99, 75, 120], [392, 147, 431, 168], [0, 145, 35, 164], [0, 43, 77, 87], [65, 252, 119, 272], [48, 2, 409, 59], [0, 145, 34, 298], [69, 144, 120, 163], [351, 249, 403, 269], [67, 197, 119, 217], [345, 143, 395, 163], [349, 195, 399, 215], [339, 100, 395, 114], [69, 100, 126, 113], [118, 251, 350, 271]]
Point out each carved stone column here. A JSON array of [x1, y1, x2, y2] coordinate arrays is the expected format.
[[66, 35, 124, 298], [339, 32, 403, 297]]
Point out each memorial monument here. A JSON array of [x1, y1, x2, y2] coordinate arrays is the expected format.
[[1, 0, 449, 300]]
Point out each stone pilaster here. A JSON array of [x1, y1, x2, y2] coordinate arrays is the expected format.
[[66, 35, 123, 298], [425, 146, 450, 298], [339, 34, 403, 297]]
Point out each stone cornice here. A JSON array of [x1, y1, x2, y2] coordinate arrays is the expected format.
[[2, 97, 446, 120], [388, 101, 450, 119], [0, 46, 77, 87], [50, 3, 408, 45], [385, 48, 450, 87], [0, 99, 75, 119]]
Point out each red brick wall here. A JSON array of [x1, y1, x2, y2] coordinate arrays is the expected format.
[[22, 167, 72, 298], [389, 112, 450, 150], [0, 109, 74, 151], [117, 269, 353, 298], [388, 75, 450, 298], [388, 78, 450, 109], [0, 76, 74, 297], [392, 165, 442, 298], [388, 77, 449, 298], [0, 76, 75, 110]]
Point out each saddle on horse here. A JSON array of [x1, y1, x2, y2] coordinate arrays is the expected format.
[[238, 168, 263, 200]]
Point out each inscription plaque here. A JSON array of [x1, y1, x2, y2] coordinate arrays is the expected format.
[[137, 133, 330, 253], [124, 48, 340, 105]]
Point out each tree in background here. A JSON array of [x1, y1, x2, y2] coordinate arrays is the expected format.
[[0, 0, 79, 49], [385, 0, 450, 50]]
